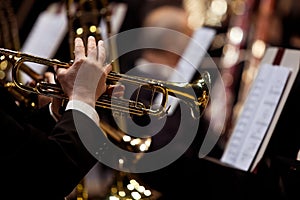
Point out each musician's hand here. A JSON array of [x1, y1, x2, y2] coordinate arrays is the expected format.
[[40, 72, 62, 120], [32, 72, 55, 108], [56, 36, 111, 108]]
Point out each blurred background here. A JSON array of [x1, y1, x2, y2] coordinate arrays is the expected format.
[[1, 0, 299, 199]]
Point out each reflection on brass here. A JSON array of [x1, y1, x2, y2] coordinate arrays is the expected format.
[[0, 0, 39, 109], [108, 171, 159, 200], [0, 59, 41, 109], [100, 121, 152, 153]]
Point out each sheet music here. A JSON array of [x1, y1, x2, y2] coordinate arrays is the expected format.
[[154, 27, 216, 115], [220, 63, 290, 171], [19, 4, 67, 84]]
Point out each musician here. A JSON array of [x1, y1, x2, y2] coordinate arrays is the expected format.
[[0, 36, 113, 200]]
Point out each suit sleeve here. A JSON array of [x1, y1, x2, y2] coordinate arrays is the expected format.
[[1, 109, 98, 199]]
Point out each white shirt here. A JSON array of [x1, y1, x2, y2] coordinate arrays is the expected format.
[[49, 100, 99, 125]]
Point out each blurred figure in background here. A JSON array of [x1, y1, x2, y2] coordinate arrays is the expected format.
[[134, 5, 193, 78], [115, 0, 184, 73]]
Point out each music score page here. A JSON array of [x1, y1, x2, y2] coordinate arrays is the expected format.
[[221, 63, 290, 171]]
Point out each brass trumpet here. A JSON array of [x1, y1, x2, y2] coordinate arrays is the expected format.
[[0, 47, 210, 119]]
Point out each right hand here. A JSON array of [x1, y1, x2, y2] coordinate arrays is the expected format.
[[56, 36, 112, 108]]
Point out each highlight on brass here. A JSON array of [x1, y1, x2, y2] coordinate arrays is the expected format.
[[0, 47, 211, 120], [108, 172, 154, 200], [0, 50, 44, 109]]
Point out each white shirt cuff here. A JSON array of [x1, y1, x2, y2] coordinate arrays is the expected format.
[[65, 100, 100, 125]]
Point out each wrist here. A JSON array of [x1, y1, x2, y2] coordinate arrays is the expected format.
[[66, 100, 100, 124], [70, 96, 95, 108]]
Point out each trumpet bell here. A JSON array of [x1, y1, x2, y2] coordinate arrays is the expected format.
[[111, 70, 211, 119]]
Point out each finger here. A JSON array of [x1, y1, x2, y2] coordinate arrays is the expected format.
[[103, 63, 112, 74], [87, 36, 97, 60], [103, 63, 111, 68], [55, 67, 67, 80], [74, 37, 85, 62], [53, 65, 59, 73], [107, 85, 125, 97], [44, 72, 55, 84], [97, 40, 106, 63]]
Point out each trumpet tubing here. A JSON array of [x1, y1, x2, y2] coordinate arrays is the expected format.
[[0, 47, 210, 119]]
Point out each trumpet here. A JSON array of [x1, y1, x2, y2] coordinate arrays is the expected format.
[[0, 47, 210, 119]]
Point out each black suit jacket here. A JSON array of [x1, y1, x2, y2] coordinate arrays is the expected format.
[[0, 86, 98, 200]]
